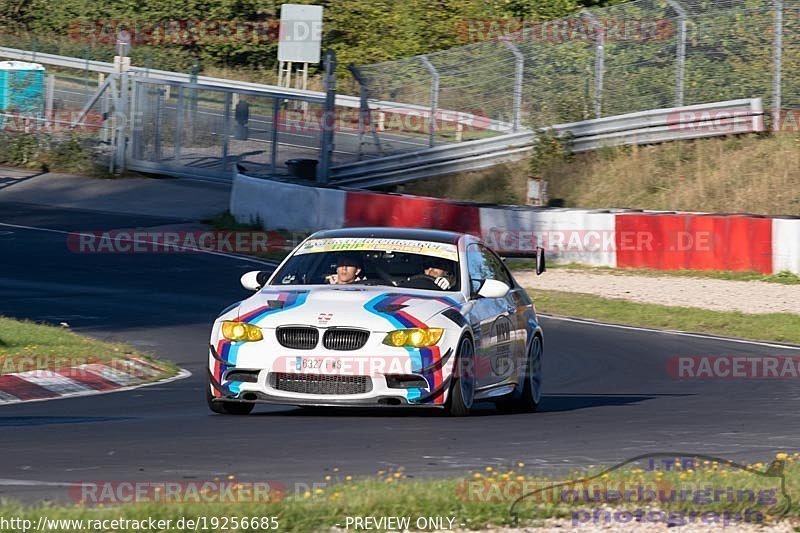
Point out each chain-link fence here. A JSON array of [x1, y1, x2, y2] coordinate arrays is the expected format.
[[355, 0, 799, 132], [2, 0, 798, 180], [128, 78, 333, 179]]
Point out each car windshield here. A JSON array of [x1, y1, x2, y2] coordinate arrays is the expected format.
[[269, 237, 460, 291]]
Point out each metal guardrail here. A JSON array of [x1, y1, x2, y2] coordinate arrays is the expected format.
[[0, 46, 117, 73], [331, 131, 533, 180], [560, 98, 765, 152], [331, 98, 765, 188]]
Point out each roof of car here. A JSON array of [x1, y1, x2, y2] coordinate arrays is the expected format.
[[310, 227, 465, 244]]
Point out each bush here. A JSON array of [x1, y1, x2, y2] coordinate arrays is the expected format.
[[0, 132, 104, 175]]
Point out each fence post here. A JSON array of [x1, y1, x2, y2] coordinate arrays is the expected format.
[[317, 49, 337, 183], [221, 91, 231, 172], [189, 63, 199, 143], [114, 71, 128, 171], [582, 10, 605, 118], [175, 85, 184, 165], [153, 85, 162, 162], [501, 39, 524, 132], [421, 55, 439, 146], [348, 63, 384, 159], [667, 0, 687, 107], [44, 74, 55, 132], [270, 97, 280, 175], [131, 79, 143, 159], [772, 0, 784, 131]]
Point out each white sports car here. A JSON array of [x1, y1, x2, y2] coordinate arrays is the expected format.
[[207, 228, 545, 416]]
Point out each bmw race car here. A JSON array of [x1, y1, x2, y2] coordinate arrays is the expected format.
[[207, 227, 545, 416]]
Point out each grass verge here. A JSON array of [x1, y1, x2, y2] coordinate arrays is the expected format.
[[0, 316, 179, 377], [3, 454, 800, 531], [507, 261, 800, 285], [402, 134, 800, 217], [528, 289, 800, 345]]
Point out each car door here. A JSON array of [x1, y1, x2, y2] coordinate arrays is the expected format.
[[465, 244, 516, 388], [477, 245, 530, 382]]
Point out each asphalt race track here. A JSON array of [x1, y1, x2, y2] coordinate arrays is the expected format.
[[2, 201, 800, 504]]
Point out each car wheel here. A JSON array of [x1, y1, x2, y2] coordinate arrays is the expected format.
[[447, 336, 475, 417], [206, 377, 255, 415], [498, 334, 542, 413]]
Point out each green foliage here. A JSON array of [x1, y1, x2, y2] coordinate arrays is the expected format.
[[0, 132, 44, 167], [0, 0, 601, 74], [0, 132, 100, 174], [528, 128, 570, 179]]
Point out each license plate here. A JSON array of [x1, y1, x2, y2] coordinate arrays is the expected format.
[[295, 357, 342, 371]]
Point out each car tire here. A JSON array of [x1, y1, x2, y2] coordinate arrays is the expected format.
[[206, 377, 255, 415], [447, 336, 475, 417], [497, 334, 542, 413]]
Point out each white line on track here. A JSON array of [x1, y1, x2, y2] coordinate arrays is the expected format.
[[0, 221, 278, 267], [0, 479, 73, 487], [539, 313, 800, 350]]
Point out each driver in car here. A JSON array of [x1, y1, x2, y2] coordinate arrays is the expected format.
[[326, 255, 364, 285], [402, 258, 455, 290]]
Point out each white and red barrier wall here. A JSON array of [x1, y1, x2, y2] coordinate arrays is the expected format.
[[231, 174, 800, 274]]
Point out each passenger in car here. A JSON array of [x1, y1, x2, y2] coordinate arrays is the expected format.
[[401, 258, 455, 290]]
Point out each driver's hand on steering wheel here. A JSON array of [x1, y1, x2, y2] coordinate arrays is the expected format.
[[434, 276, 451, 290]]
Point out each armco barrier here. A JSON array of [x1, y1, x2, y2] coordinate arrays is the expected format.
[[479, 207, 617, 267], [344, 191, 480, 234], [230, 174, 345, 232], [615, 214, 773, 273], [230, 174, 799, 275], [773, 218, 800, 274]]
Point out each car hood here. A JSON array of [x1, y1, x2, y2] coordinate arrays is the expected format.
[[235, 285, 465, 331]]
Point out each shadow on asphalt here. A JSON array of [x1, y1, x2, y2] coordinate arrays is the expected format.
[[236, 394, 687, 418], [537, 393, 688, 412]]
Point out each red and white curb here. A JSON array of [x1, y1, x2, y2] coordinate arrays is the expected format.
[[0, 357, 190, 405]]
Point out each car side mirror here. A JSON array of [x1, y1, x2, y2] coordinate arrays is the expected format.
[[536, 246, 546, 276], [241, 270, 269, 291], [476, 279, 510, 299]]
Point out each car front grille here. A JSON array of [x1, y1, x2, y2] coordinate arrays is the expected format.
[[323, 329, 370, 351], [271, 373, 372, 395], [276, 327, 319, 349]]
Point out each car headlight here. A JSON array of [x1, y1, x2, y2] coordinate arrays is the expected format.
[[221, 321, 263, 342], [383, 328, 443, 347]]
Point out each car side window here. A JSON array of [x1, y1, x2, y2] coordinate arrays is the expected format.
[[478, 245, 513, 287], [467, 244, 512, 294], [466, 244, 491, 294]]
